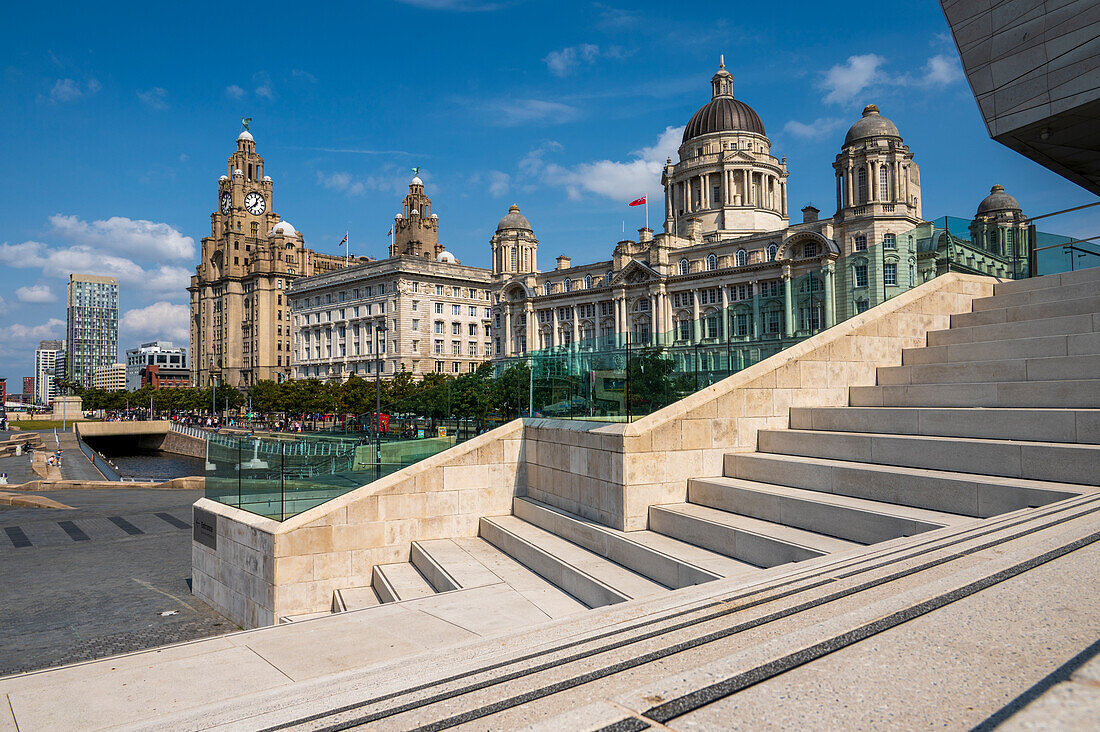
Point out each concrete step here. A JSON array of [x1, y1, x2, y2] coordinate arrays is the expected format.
[[993, 266, 1100, 296], [332, 585, 381, 612], [451, 537, 589, 617], [371, 562, 437, 603], [789, 406, 1100, 444], [479, 515, 669, 608], [902, 332, 1100, 366], [756, 428, 1100, 486], [410, 538, 502, 592], [850, 379, 1100, 408], [725, 451, 1083, 517], [512, 497, 722, 589], [877, 353, 1100, 386], [950, 294, 1100, 329], [976, 274, 1100, 311], [624, 526, 761, 580], [688, 477, 968, 544], [926, 312, 1096, 347], [649, 502, 859, 567]]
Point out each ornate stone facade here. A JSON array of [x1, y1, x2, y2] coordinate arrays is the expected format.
[[290, 179, 495, 381], [491, 62, 926, 370], [188, 129, 345, 388]]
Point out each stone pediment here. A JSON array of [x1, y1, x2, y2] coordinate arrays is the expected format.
[[610, 259, 661, 286]]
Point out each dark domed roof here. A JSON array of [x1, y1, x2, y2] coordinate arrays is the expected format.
[[976, 185, 1021, 215], [496, 204, 531, 232], [683, 96, 765, 143], [844, 104, 901, 146]]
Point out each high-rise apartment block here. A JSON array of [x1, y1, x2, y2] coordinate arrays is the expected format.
[[65, 274, 119, 388], [35, 340, 64, 405]]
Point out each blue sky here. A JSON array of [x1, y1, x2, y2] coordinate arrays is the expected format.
[[1, 0, 1096, 384]]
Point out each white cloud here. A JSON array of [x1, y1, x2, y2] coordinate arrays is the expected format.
[[225, 84, 246, 99], [48, 214, 195, 260], [487, 98, 580, 126], [529, 126, 683, 201], [0, 295, 7, 315], [822, 54, 886, 105], [120, 301, 190, 343], [15, 285, 56, 303], [137, 87, 168, 109], [921, 54, 963, 86], [544, 44, 600, 77], [0, 240, 189, 296], [488, 170, 510, 197], [48, 77, 100, 103], [0, 318, 65, 342], [316, 170, 409, 197], [292, 69, 318, 83], [254, 71, 275, 100], [783, 117, 845, 140]]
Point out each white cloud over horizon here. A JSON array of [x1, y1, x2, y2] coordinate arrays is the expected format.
[[120, 301, 189, 343], [48, 214, 195, 260], [15, 285, 57, 303], [821, 49, 965, 106], [526, 126, 683, 202], [783, 117, 846, 140]]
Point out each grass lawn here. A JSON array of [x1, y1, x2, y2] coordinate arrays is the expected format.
[[10, 419, 100, 431]]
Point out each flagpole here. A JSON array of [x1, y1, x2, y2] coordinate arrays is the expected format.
[[645, 197, 649, 230], [345, 229, 350, 266]]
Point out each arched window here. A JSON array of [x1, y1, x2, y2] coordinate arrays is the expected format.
[[606, 271, 613, 286], [544, 282, 552, 296], [735, 249, 747, 267], [767, 244, 778, 262], [564, 278, 572, 292], [879, 166, 889, 200], [857, 168, 868, 204], [803, 242, 818, 257], [584, 274, 592, 289], [679, 258, 689, 276], [706, 253, 718, 271], [511, 247, 518, 270]]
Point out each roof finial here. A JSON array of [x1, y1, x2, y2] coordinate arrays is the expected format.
[[719, 54, 725, 69]]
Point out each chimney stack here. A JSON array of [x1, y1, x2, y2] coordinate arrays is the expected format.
[[555, 255, 571, 270], [801, 205, 820, 223]]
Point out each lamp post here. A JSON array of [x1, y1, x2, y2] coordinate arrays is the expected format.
[[374, 319, 388, 481]]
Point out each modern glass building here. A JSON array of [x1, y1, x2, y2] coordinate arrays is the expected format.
[[66, 274, 119, 388]]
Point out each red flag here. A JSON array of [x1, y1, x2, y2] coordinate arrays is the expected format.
[[628, 195, 647, 207], [386, 227, 392, 236], [338, 233, 348, 246]]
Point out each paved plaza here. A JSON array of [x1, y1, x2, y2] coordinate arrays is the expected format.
[[0, 487, 232, 676]]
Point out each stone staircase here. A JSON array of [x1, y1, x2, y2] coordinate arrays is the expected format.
[[308, 267, 1099, 623]]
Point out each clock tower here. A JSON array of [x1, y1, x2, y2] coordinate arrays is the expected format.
[[189, 124, 345, 389]]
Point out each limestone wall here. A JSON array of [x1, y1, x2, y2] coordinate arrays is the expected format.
[[193, 421, 525, 624], [522, 272, 996, 530], [193, 273, 994, 625]]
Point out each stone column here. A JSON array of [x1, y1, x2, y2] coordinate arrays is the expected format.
[[847, 163, 854, 206], [551, 306, 559, 348], [721, 168, 728, 207], [692, 290, 701, 344], [649, 292, 658, 346], [780, 180, 787, 216], [824, 261, 836, 328], [504, 306, 512, 356], [782, 266, 794, 337], [525, 303, 536, 353], [702, 173, 709, 210], [836, 172, 842, 211], [719, 283, 729, 344], [751, 280, 760, 339], [572, 312, 580, 349]]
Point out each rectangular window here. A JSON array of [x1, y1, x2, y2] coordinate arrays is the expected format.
[[766, 310, 781, 334], [735, 312, 749, 337], [884, 263, 897, 286], [856, 300, 870, 314], [705, 316, 718, 339], [854, 236, 867, 252], [435, 303, 443, 314], [884, 233, 897, 250], [412, 319, 419, 331], [452, 304, 460, 316], [854, 265, 868, 288]]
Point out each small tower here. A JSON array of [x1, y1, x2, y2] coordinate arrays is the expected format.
[[390, 175, 442, 258], [490, 204, 539, 278], [833, 104, 921, 220]]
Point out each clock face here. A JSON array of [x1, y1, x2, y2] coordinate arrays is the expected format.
[[244, 191, 266, 215], [220, 192, 232, 214]]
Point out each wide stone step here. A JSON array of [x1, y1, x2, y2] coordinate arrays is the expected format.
[[849, 379, 1100, 408], [926, 312, 1096, 347], [411, 538, 502, 592], [451, 537, 589, 617], [877, 353, 1100, 386], [371, 561, 437, 603], [993, 266, 1100, 296], [513, 497, 723, 588], [725, 451, 1083, 517], [902, 331, 1100, 366], [976, 273, 1100, 311], [950, 294, 1100, 329], [789, 406, 1100, 444], [648, 503, 859, 566], [332, 585, 381, 612], [688, 477, 968, 544], [479, 515, 669, 608], [756, 428, 1100, 486]]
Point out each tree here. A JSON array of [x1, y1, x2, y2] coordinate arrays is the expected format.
[[248, 380, 281, 413], [340, 375, 373, 416], [490, 362, 530, 419]]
